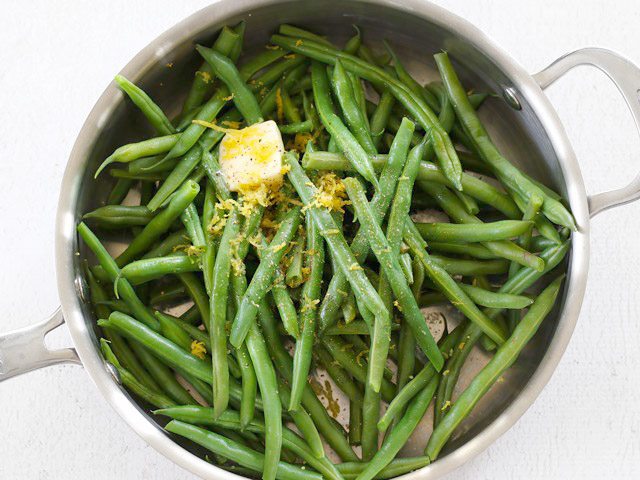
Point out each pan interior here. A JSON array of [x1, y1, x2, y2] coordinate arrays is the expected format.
[[73, 0, 571, 468]]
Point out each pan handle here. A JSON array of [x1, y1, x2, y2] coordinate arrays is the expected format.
[[534, 47, 640, 218], [0, 307, 80, 382]]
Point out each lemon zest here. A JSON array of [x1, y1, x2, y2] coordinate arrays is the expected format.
[[190, 341, 207, 359]]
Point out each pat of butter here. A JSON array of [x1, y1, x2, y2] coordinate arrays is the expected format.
[[219, 120, 284, 192]]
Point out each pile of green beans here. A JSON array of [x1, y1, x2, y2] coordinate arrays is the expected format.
[[79, 22, 572, 480]]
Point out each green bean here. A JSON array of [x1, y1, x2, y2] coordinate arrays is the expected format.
[[324, 321, 400, 336], [459, 283, 533, 309], [534, 212, 563, 245], [332, 60, 376, 154], [426, 275, 564, 460], [197, 46, 264, 125], [280, 86, 301, 123], [177, 272, 210, 330], [285, 229, 305, 288], [383, 40, 429, 106], [429, 255, 508, 276], [302, 152, 521, 219], [165, 91, 231, 168], [210, 207, 240, 418], [434, 52, 575, 230], [179, 26, 241, 119], [251, 55, 307, 95], [156, 407, 341, 480], [165, 421, 320, 480], [278, 24, 333, 46], [378, 325, 463, 432], [396, 257, 424, 398], [278, 119, 313, 134], [302, 89, 321, 131], [229, 206, 301, 347], [257, 303, 358, 462], [244, 324, 283, 480], [100, 340, 174, 408], [85, 265, 159, 391], [130, 341, 195, 405], [426, 241, 498, 260], [348, 72, 369, 131], [337, 457, 430, 479], [321, 336, 395, 403], [109, 169, 167, 182], [149, 282, 187, 305], [341, 291, 358, 324], [361, 384, 380, 461], [146, 144, 203, 212], [358, 376, 439, 480], [119, 254, 199, 285], [419, 181, 543, 271], [95, 134, 180, 177], [402, 221, 508, 346], [530, 235, 556, 252], [115, 75, 174, 135], [315, 119, 414, 333], [142, 230, 189, 259], [181, 203, 206, 248], [115, 180, 199, 266], [311, 62, 378, 187], [239, 47, 288, 81], [153, 311, 193, 351], [344, 176, 446, 368], [83, 205, 153, 229], [375, 139, 425, 398], [228, 253, 283, 480], [98, 311, 213, 382], [434, 241, 570, 424], [453, 190, 480, 215], [343, 25, 362, 55], [369, 90, 395, 150], [78, 223, 160, 330], [106, 178, 133, 205], [290, 216, 324, 411], [271, 35, 463, 190], [415, 220, 533, 243]]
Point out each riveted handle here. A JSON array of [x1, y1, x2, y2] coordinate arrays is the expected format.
[[534, 48, 640, 217], [0, 307, 80, 382]]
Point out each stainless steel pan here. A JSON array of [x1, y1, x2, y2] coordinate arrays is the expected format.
[[2, 0, 640, 478]]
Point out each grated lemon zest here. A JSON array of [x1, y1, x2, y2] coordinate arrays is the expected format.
[[190, 341, 207, 359]]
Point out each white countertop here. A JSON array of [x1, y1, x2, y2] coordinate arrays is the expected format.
[[1, 0, 639, 478]]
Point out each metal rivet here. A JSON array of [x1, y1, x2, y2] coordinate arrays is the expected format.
[[75, 275, 88, 302], [503, 86, 522, 110], [106, 362, 121, 383]]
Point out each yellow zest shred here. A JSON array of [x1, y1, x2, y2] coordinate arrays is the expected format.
[[192, 119, 241, 134], [265, 44, 280, 50], [284, 53, 297, 59], [190, 341, 207, 359], [275, 88, 285, 123], [355, 348, 369, 367], [295, 39, 303, 46], [393, 300, 403, 312], [301, 296, 320, 313], [349, 263, 363, 271], [440, 400, 452, 412], [271, 242, 287, 253], [222, 94, 235, 101], [196, 71, 212, 83], [221, 120, 242, 129], [309, 172, 350, 213], [173, 244, 205, 257]]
